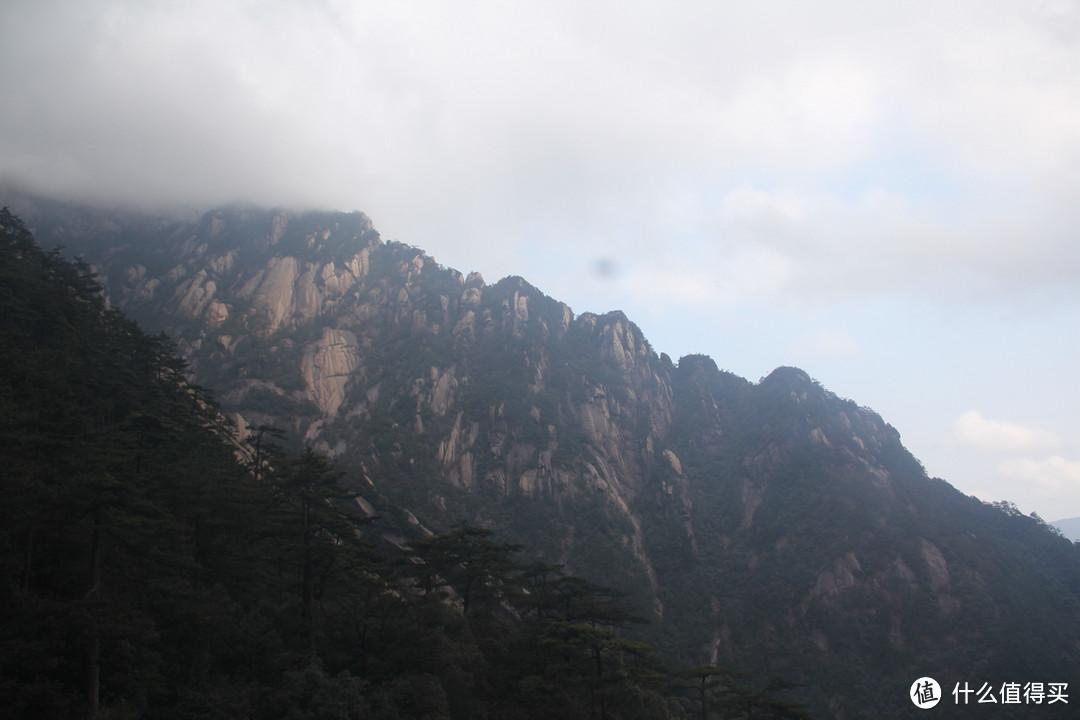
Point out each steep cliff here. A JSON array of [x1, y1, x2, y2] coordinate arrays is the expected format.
[[14, 196, 1080, 719]]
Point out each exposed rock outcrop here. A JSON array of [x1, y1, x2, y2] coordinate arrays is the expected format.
[[20, 196, 1078, 720], [302, 327, 361, 417]]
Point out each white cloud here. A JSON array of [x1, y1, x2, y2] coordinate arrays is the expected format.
[[789, 329, 861, 359], [954, 410, 1061, 451], [625, 268, 718, 305], [2, 0, 1079, 303], [720, 186, 807, 224], [998, 456, 1080, 495]]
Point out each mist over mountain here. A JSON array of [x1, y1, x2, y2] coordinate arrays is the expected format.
[[5, 191, 1080, 719], [1052, 517, 1080, 542]]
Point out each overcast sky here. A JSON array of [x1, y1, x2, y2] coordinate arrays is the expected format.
[[3, 0, 1079, 520]]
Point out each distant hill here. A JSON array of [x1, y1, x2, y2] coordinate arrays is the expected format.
[[7, 189, 1080, 719], [1052, 517, 1080, 542]]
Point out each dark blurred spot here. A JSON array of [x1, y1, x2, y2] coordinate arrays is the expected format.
[[592, 257, 617, 280]]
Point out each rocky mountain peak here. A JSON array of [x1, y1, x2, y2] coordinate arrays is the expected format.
[[10, 194, 1078, 719]]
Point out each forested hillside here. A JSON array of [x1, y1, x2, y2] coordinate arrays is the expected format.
[[1, 207, 824, 719], [6, 196, 1080, 718]]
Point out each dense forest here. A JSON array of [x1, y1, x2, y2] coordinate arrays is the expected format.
[[0, 209, 819, 719]]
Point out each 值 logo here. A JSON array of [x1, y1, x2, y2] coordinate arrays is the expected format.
[[911, 677, 942, 709]]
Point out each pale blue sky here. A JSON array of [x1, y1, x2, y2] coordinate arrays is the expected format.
[[2, 0, 1078, 518]]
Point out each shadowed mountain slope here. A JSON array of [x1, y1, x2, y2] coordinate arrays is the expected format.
[[9, 193, 1080, 719]]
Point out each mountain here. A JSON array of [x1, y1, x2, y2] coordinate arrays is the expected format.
[[1, 207, 704, 720], [7, 191, 1080, 719], [1052, 517, 1080, 542]]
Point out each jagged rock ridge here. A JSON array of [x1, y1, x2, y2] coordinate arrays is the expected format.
[[10, 194, 1080, 720]]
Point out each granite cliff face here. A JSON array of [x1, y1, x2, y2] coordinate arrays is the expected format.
[[44, 205, 683, 590], [14, 196, 1080, 720]]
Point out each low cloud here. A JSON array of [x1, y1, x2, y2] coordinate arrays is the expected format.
[[954, 410, 1061, 451], [2, 0, 1079, 306]]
